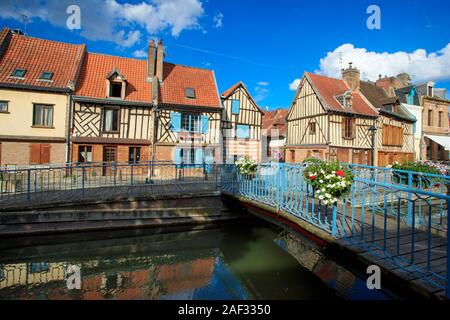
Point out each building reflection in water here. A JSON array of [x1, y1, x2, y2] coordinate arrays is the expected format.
[[0, 252, 251, 300]]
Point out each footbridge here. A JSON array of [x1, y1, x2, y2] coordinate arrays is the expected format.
[[221, 163, 450, 299]]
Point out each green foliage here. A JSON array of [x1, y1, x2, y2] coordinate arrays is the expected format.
[[235, 156, 257, 176], [391, 161, 441, 175], [302, 158, 324, 166], [303, 161, 354, 206]]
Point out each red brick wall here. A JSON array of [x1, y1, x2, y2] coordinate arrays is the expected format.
[[0, 141, 65, 166]]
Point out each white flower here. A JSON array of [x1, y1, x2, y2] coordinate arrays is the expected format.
[[318, 195, 324, 200], [319, 179, 324, 183], [325, 193, 331, 198]]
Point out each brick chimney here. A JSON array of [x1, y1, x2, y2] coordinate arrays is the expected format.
[[147, 39, 156, 79], [156, 39, 164, 81], [341, 62, 360, 91]]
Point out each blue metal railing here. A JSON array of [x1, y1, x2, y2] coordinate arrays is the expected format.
[[0, 161, 219, 201], [221, 162, 450, 297]]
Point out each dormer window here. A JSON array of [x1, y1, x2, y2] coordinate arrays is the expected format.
[[185, 88, 196, 99], [11, 69, 26, 78], [428, 86, 433, 97], [336, 91, 353, 109], [344, 94, 353, 109], [39, 71, 53, 81], [110, 81, 122, 98], [106, 69, 127, 99]]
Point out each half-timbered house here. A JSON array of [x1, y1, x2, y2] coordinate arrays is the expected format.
[[359, 81, 416, 166], [72, 52, 153, 167], [150, 41, 223, 165], [286, 64, 379, 164], [220, 82, 263, 163]]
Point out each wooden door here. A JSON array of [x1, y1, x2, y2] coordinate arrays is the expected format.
[[352, 149, 362, 165], [337, 148, 349, 163], [102, 146, 117, 176]]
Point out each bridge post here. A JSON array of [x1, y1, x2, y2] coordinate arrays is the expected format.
[[203, 161, 207, 181], [276, 163, 283, 213], [27, 169, 31, 201], [81, 166, 85, 197], [407, 172, 413, 225], [331, 204, 338, 237], [214, 162, 218, 191]]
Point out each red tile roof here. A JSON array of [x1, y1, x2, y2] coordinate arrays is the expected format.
[[221, 82, 242, 98], [0, 28, 85, 90], [305, 72, 378, 117], [159, 63, 221, 108], [263, 109, 289, 136], [75, 52, 151, 103]]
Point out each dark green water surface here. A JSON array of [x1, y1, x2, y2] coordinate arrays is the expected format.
[[0, 218, 390, 300]]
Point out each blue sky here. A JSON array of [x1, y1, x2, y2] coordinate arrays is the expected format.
[[1, 0, 449, 110]]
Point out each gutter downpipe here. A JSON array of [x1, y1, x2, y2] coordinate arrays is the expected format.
[[65, 92, 72, 164]]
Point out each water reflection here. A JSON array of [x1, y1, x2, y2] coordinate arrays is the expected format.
[[0, 219, 389, 300]]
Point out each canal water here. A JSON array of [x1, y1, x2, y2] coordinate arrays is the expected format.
[[0, 218, 391, 300]]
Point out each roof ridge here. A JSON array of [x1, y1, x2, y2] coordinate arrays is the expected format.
[[164, 61, 214, 72], [11, 32, 85, 48], [87, 51, 146, 62]]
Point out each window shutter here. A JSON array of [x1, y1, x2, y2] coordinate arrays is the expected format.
[[41, 144, 51, 164], [231, 100, 240, 114], [200, 115, 209, 134], [174, 148, 182, 164], [29, 144, 41, 164], [352, 118, 356, 139], [171, 112, 181, 132], [195, 148, 204, 164]]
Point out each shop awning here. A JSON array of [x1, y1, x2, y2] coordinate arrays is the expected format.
[[425, 134, 450, 151]]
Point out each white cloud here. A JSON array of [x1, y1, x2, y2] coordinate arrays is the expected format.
[[132, 49, 147, 58], [254, 85, 270, 102], [213, 12, 223, 28], [316, 43, 450, 84], [0, 0, 205, 47], [257, 81, 269, 86], [289, 79, 301, 91]]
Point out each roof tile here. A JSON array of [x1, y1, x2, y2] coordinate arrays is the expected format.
[[160, 63, 221, 108], [0, 28, 85, 90], [306, 72, 378, 117], [75, 52, 151, 102]]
